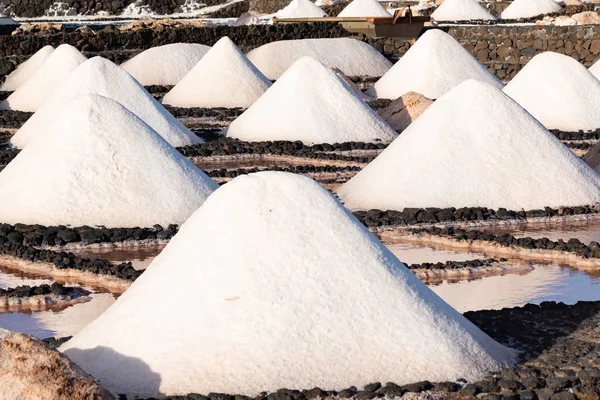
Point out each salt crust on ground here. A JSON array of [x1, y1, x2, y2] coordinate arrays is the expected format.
[[275, 0, 327, 18], [366, 29, 503, 100], [431, 0, 495, 21], [338, 80, 600, 211], [0, 95, 217, 228], [162, 37, 271, 108], [503, 51, 600, 132], [338, 0, 391, 17], [0, 44, 86, 112], [226, 57, 397, 144], [246, 38, 392, 80], [0, 46, 54, 91], [120, 43, 211, 86], [61, 171, 514, 397], [11, 57, 201, 149], [499, 0, 562, 19]]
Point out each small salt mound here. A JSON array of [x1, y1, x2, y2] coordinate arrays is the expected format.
[[583, 143, 600, 172], [0, 95, 217, 228], [367, 29, 502, 99], [338, 80, 600, 211], [378, 92, 433, 132], [338, 0, 391, 17], [499, 0, 562, 19], [0, 46, 54, 91], [0, 44, 86, 112], [61, 171, 514, 397], [504, 52, 600, 132], [162, 37, 271, 109], [431, 0, 495, 21], [227, 57, 397, 144], [589, 57, 600, 79], [11, 57, 201, 149], [275, 0, 327, 17], [246, 38, 391, 80], [120, 43, 211, 86]]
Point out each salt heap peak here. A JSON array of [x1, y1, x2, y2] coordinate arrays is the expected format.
[[431, 0, 495, 21], [338, 0, 391, 17], [499, 0, 562, 19], [62, 171, 514, 397], [0, 45, 54, 91], [0, 95, 217, 228], [504, 51, 600, 132], [162, 37, 271, 109], [11, 57, 201, 149], [120, 43, 211, 86], [339, 79, 600, 211], [246, 38, 392, 80], [275, 0, 327, 18], [0, 44, 86, 112], [226, 57, 397, 144], [366, 29, 502, 99]]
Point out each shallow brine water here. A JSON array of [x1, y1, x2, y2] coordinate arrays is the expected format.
[[480, 219, 600, 244], [1, 233, 600, 338]]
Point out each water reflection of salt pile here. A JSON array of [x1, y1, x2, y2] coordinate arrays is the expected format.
[[0, 293, 115, 338], [432, 265, 600, 313]]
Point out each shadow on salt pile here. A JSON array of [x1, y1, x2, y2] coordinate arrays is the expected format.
[[64, 347, 162, 397]]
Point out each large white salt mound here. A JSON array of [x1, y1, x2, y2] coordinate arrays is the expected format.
[[120, 43, 211, 86], [247, 38, 392, 80], [431, 0, 495, 21], [0, 46, 54, 91], [338, 0, 391, 17], [162, 37, 271, 108], [503, 52, 600, 132], [339, 80, 600, 211], [0, 44, 86, 111], [499, 0, 562, 19], [0, 95, 217, 228], [227, 57, 397, 144], [11, 57, 201, 149], [589, 58, 600, 79], [61, 171, 514, 397], [367, 29, 502, 99], [275, 0, 327, 17]]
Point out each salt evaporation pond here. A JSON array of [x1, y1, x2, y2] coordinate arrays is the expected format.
[[1, 238, 600, 338], [479, 219, 600, 244]]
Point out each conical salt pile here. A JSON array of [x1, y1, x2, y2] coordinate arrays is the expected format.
[[499, 0, 562, 19], [589, 58, 600, 79], [0, 95, 217, 228], [275, 0, 327, 17], [11, 57, 201, 149], [61, 171, 514, 397], [120, 43, 211, 86], [338, 0, 391, 17], [431, 0, 495, 21], [0, 44, 86, 111], [246, 38, 391, 80], [227, 57, 397, 144], [583, 143, 600, 172], [0, 46, 54, 91], [367, 29, 502, 99], [503, 52, 600, 132], [339, 80, 600, 211], [162, 37, 271, 108]]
